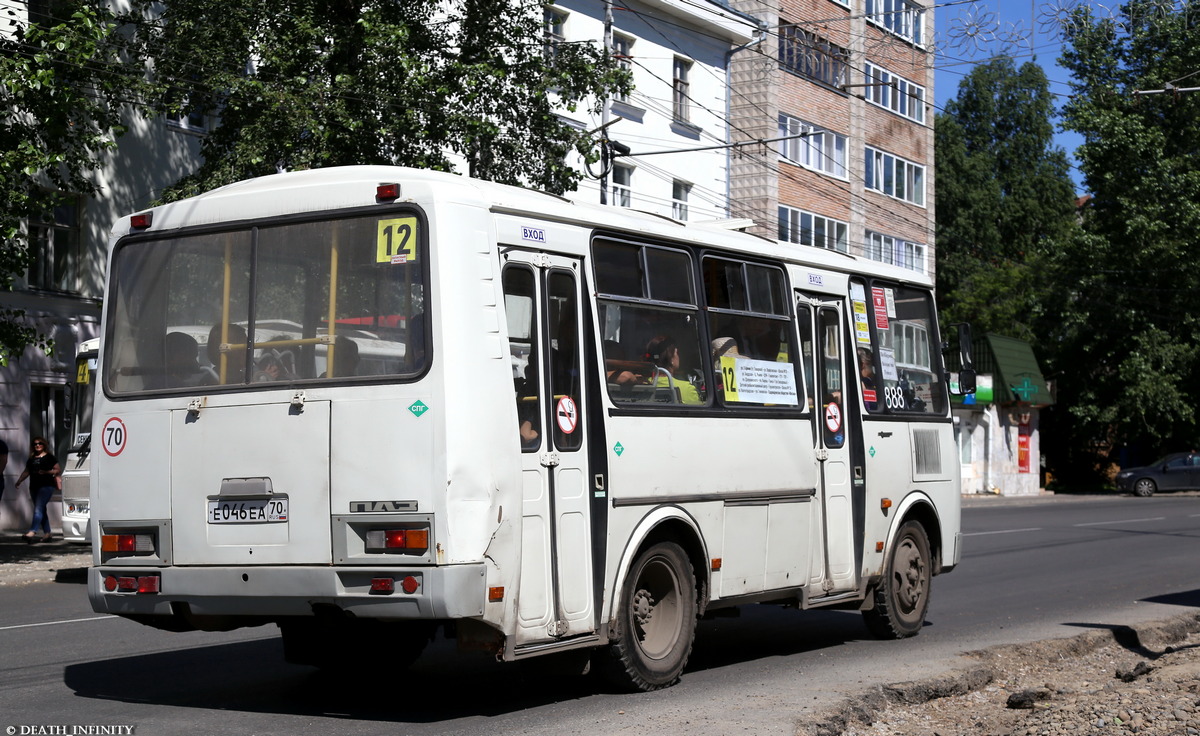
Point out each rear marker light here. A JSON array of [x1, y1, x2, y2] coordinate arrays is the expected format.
[[376, 183, 400, 201], [137, 575, 161, 594], [131, 212, 152, 229], [401, 576, 420, 595], [488, 587, 504, 602], [370, 577, 395, 594], [116, 576, 138, 592]]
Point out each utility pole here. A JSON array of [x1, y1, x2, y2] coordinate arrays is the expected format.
[[600, 0, 613, 205]]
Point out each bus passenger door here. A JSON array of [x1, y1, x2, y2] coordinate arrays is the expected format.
[[502, 253, 594, 647], [796, 295, 858, 595]]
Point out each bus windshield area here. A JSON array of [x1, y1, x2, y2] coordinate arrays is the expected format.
[[105, 212, 427, 394], [71, 352, 96, 450]]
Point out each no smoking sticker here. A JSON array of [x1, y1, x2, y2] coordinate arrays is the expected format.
[[824, 402, 842, 434], [556, 396, 578, 435], [102, 417, 127, 457]]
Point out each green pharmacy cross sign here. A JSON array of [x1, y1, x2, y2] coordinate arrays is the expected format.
[[1011, 374, 1039, 402]]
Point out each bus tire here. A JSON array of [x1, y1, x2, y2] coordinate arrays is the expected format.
[[863, 520, 931, 639], [602, 541, 697, 691]]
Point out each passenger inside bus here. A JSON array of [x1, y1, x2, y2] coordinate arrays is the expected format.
[[164, 332, 217, 388], [858, 346, 877, 411], [320, 336, 360, 378], [644, 335, 702, 405], [207, 323, 248, 384]]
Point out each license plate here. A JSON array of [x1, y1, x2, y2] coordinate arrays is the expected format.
[[207, 497, 289, 524]]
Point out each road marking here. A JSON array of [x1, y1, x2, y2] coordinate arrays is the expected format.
[[0, 615, 116, 632], [964, 527, 1042, 536], [1074, 517, 1165, 527]]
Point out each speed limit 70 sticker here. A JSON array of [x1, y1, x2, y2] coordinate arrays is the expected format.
[[102, 417, 127, 457]]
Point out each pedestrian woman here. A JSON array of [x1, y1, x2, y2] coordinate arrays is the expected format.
[[16, 437, 60, 543]]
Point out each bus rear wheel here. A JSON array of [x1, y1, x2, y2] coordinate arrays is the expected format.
[[863, 520, 930, 639], [601, 541, 697, 691]]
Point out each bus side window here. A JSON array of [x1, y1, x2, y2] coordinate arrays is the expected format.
[[503, 266, 541, 452], [548, 270, 583, 451]]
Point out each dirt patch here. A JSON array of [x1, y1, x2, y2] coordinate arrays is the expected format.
[[0, 533, 91, 586], [805, 613, 1200, 736]]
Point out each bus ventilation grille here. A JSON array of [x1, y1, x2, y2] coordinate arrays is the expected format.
[[913, 429, 942, 475]]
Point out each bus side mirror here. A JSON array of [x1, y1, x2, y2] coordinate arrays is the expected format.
[[947, 323, 976, 396]]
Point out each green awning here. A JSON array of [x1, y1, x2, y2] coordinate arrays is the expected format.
[[972, 334, 1054, 407]]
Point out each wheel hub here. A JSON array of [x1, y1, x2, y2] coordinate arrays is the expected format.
[[633, 587, 655, 627]]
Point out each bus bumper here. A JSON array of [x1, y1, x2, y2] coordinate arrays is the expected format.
[[88, 563, 487, 623]]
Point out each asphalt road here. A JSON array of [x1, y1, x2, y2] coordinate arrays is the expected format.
[[1, 492, 1198, 735]]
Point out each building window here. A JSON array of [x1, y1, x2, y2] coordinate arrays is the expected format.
[[672, 57, 691, 123], [865, 146, 925, 206], [865, 0, 925, 46], [544, 7, 566, 57], [778, 114, 847, 179], [613, 34, 634, 102], [27, 197, 82, 292], [671, 180, 691, 220], [779, 26, 849, 88], [778, 206, 849, 253], [865, 230, 926, 273], [864, 63, 925, 124], [612, 164, 632, 207], [166, 104, 209, 134]]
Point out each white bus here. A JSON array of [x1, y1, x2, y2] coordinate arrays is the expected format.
[[61, 337, 99, 544], [89, 166, 973, 691]]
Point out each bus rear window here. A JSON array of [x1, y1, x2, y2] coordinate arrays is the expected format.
[[105, 212, 428, 394]]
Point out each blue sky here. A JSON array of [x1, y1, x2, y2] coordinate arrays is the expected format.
[[933, 0, 1087, 192]]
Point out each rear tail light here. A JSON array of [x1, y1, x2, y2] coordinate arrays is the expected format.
[[365, 527, 429, 552], [104, 573, 160, 594], [100, 533, 155, 555]]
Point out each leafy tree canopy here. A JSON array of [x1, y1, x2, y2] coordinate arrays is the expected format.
[[119, 0, 630, 201], [0, 1, 136, 364], [1053, 0, 1200, 465], [934, 56, 1078, 341]]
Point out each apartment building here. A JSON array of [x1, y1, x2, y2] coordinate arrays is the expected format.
[[0, 110, 203, 531], [728, 0, 934, 276], [553, 0, 761, 222]]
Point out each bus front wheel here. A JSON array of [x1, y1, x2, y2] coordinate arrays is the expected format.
[[863, 520, 931, 639], [601, 541, 697, 691]]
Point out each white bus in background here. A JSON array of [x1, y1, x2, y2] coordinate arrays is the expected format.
[[61, 338, 99, 544], [89, 166, 973, 691]]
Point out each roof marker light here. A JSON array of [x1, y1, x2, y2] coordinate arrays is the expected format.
[[131, 212, 152, 229], [376, 183, 400, 201]]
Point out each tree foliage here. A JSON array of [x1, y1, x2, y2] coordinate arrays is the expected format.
[[0, 1, 136, 364], [934, 57, 1078, 341], [1052, 0, 1200, 471], [119, 0, 629, 201]]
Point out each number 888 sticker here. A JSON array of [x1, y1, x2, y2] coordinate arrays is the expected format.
[[102, 417, 128, 457], [883, 386, 908, 411]]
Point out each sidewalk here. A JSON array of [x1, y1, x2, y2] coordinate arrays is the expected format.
[[0, 532, 91, 586]]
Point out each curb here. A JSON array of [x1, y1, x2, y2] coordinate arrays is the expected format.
[[802, 612, 1200, 736]]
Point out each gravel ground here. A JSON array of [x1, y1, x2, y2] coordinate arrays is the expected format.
[[0, 532, 91, 586], [809, 613, 1200, 736]]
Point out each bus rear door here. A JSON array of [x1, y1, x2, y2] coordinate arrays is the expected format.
[[502, 251, 594, 646], [796, 294, 859, 596]]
